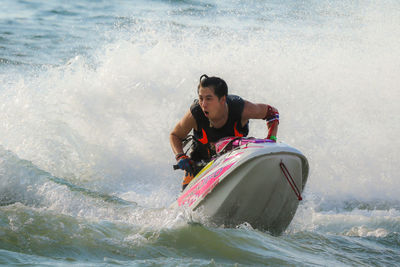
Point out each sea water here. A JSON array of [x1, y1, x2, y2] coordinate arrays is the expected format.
[[0, 0, 399, 266]]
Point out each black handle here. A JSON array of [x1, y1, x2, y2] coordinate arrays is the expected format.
[[173, 164, 179, 170]]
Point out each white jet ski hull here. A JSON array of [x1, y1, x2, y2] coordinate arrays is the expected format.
[[172, 139, 309, 235]]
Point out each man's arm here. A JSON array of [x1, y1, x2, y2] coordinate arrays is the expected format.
[[169, 110, 197, 156], [241, 100, 279, 139]]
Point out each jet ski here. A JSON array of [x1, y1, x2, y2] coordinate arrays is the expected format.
[[171, 137, 309, 235]]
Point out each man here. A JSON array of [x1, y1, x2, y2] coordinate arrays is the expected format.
[[170, 74, 279, 190]]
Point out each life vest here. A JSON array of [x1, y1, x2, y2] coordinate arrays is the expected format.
[[190, 95, 249, 150]]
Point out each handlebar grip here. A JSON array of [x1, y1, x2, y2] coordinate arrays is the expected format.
[[173, 164, 179, 170]]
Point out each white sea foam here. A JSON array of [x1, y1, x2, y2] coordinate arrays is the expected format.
[[344, 226, 389, 238], [289, 195, 400, 236]]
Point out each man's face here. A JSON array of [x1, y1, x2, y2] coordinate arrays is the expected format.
[[198, 86, 226, 119]]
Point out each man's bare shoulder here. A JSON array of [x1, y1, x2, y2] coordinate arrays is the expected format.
[[242, 100, 267, 120]]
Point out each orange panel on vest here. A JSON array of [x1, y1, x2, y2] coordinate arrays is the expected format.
[[198, 128, 208, 144], [234, 122, 244, 137]]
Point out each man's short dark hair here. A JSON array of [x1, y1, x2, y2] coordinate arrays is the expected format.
[[198, 74, 228, 99]]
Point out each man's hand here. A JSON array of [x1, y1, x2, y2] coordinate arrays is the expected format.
[[176, 154, 194, 176]]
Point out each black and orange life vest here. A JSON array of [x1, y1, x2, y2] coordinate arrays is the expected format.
[[190, 95, 249, 147]]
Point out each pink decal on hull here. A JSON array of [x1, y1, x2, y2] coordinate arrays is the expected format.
[[223, 152, 243, 163], [241, 145, 264, 149], [177, 162, 235, 207]]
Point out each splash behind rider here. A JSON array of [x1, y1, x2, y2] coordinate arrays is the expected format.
[[170, 74, 279, 190]]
